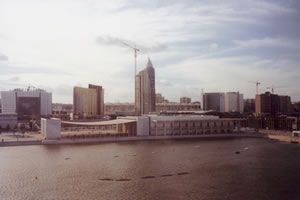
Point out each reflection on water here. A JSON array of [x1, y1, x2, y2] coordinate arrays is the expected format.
[[0, 138, 300, 200]]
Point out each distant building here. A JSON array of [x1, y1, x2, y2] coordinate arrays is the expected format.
[[203, 92, 244, 113], [88, 84, 104, 116], [156, 102, 201, 112], [156, 93, 169, 104], [244, 99, 255, 113], [73, 84, 104, 118], [224, 92, 244, 113], [0, 113, 18, 130], [180, 97, 191, 104], [135, 58, 156, 115], [279, 95, 291, 114], [104, 103, 135, 115], [0, 88, 52, 119], [203, 93, 225, 112], [52, 103, 73, 113], [255, 92, 290, 116]]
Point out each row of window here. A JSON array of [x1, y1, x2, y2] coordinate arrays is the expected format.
[[151, 121, 234, 128]]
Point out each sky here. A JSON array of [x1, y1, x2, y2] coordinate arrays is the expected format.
[[0, 0, 300, 103]]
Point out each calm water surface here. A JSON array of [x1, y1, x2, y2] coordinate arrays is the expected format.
[[0, 138, 300, 200]]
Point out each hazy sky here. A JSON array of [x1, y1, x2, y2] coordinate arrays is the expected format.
[[0, 0, 300, 103]]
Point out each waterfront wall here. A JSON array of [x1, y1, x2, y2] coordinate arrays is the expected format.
[[0, 140, 41, 147], [42, 133, 262, 145]]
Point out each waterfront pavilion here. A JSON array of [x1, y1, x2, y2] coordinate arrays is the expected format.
[[60, 118, 137, 138]]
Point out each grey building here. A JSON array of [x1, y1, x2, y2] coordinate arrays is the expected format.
[[135, 58, 156, 115], [202, 93, 225, 112]]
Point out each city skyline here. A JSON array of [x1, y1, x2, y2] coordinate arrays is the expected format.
[[0, 0, 300, 103]]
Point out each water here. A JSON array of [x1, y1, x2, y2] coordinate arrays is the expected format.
[[0, 138, 300, 200]]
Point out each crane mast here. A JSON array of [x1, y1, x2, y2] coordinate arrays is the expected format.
[[248, 80, 261, 95], [122, 42, 140, 107]]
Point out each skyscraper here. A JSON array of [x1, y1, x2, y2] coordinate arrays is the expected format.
[[135, 58, 156, 115], [88, 84, 104, 116]]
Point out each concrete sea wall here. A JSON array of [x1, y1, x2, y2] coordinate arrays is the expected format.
[[42, 133, 263, 145]]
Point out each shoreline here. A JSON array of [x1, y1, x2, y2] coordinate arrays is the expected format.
[[42, 133, 264, 145], [1, 132, 299, 147], [1, 133, 262, 147]]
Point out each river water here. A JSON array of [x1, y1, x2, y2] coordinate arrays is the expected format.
[[0, 138, 300, 200]]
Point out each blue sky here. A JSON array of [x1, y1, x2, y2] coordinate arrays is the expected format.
[[0, 0, 299, 103]]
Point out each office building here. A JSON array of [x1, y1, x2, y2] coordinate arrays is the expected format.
[[180, 97, 191, 104], [135, 58, 156, 115], [224, 92, 244, 113], [244, 99, 255, 113], [73, 84, 104, 118], [88, 84, 104, 116], [0, 88, 52, 119], [202, 93, 225, 112], [279, 95, 291, 114], [255, 92, 280, 116], [256, 93, 292, 116]]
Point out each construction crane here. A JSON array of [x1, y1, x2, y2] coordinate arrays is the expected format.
[[248, 80, 261, 95], [122, 42, 140, 76]]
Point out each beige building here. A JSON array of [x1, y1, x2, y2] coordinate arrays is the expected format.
[[73, 85, 104, 118], [135, 58, 156, 115]]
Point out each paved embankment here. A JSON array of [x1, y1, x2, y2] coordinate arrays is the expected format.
[[42, 133, 263, 145], [258, 129, 300, 144], [0, 140, 41, 147]]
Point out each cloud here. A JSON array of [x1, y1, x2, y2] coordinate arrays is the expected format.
[[96, 35, 167, 53], [156, 79, 173, 87], [234, 37, 300, 49], [0, 62, 70, 76], [8, 76, 21, 82], [209, 43, 218, 49], [0, 53, 8, 61]]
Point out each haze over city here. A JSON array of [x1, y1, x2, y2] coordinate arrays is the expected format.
[[0, 0, 300, 103]]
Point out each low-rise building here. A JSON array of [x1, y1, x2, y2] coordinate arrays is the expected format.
[[156, 102, 201, 112], [180, 97, 191, 104], [0, 113, 18, 130]]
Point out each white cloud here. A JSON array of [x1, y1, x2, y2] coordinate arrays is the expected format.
[[209, 43, 218, 49], [234, 37, 300, 49]]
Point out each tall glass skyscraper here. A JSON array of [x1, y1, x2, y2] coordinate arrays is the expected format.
[[135, 58, 156, 115]]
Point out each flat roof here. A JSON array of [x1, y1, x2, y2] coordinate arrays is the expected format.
[[62, 118, 136, 126]]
